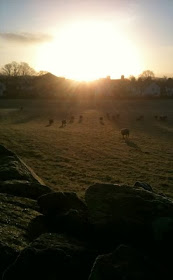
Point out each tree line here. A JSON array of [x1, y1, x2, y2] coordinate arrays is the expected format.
[[0, 61, 48, 77], [0, 62, 172, 99]]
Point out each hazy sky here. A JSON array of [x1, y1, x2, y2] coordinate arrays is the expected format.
[[1, 0, 173, 80]]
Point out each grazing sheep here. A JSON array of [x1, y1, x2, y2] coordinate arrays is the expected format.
[[79, 115, 83, 123], [99, 116, 104, 125], [136, 115, 144, 121], [48, 119, 54, 125], [62, 119, 67, 127], [69, 116, 75, 123], [159, 115, 167, 121], [121, 128, 130, 139]]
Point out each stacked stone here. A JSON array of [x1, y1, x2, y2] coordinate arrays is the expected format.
[[1, 144, 173, 279]]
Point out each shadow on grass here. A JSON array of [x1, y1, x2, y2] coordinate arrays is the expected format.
[[59, 124, 66, 128], [125, 139, 142, 151]]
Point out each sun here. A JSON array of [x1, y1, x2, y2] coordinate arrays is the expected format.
[[36, 21, 142, 81]]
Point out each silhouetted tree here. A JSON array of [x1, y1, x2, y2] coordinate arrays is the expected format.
[[139, 70, 155, 81], [1, 61, 36, 76], [19, 62, 36, 76], [1, 61, 19, 76], [129, 75, 136, 82]]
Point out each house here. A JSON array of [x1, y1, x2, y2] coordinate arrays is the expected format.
[[165, 86, 173, 96], [128, 85, 141, 96], [129, 82, 160, 97], [142, 82, 160, 96], [165, 78, 173, 96], [0, 82, 6, 97], [95, 75, 130, 97]]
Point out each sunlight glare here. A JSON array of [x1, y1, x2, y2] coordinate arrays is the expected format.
[[36, 21, 142, 80]]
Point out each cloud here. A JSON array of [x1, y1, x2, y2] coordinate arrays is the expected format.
[[0, 32, 53, 44]]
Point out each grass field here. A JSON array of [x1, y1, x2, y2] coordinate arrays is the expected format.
[[0, 98, 172, 199]]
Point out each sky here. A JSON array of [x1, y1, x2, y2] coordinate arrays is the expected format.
[[0, 0, 173, 80]]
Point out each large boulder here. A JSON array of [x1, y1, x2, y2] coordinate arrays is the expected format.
[[88, 245, 160, 280], [0, 193, 44, 277], [48, 209, 91, 241], [38, 191, 87, 216], [0, 145, 52, 199], [37, 192, 90, 240], [3, 233, 97, 280], [0, 180, 52, 200], [85, 183, 173, 250]]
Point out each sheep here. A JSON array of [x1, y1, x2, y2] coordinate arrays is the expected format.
[[69, 116, 75, 123], [99, 117, 104, 125], [61, 119, 67, 127], [79, 115, 83, 123], [48, 119, 54, 126], [136, 115, 144, 121], [121, 128, 130, 139], [159, 115, 167, 121]]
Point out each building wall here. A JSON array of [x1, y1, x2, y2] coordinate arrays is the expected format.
[[142, 83, 160, 95], [0, 82, 6, 96]]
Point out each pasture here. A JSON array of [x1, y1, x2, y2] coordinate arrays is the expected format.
[[0, 98, 172, 199]]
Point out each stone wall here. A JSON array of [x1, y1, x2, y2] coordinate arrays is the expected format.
[[0, 144, 173, 279]]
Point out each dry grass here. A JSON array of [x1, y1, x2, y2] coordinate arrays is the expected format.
[[0, 98, 172, 198]]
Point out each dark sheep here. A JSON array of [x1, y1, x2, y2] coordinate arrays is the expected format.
[[121, 128, 130, 139], [48, 119, 54, 125], [159, 115, 167, 121], [69, 116, 75, 123], [99, 117, 104, 125], [79, 115, 83, 123], [136, 115, 144, 121], [62, 119, 67, 127]]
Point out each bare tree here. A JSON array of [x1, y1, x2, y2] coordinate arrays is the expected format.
[[1, 61, 19, 76], [139, 70, 155, 81], [19, 62, 36, 76], [1, 61, 36, 76], [129, 75, 136, 82]]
